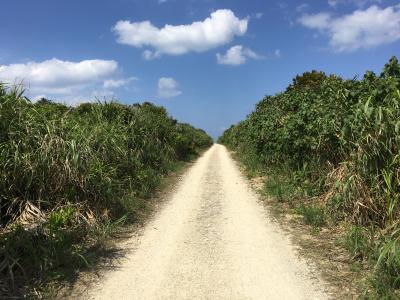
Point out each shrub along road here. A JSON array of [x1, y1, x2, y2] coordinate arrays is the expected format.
[[85, 145, 329, 300], [0, 88, 213, 297]]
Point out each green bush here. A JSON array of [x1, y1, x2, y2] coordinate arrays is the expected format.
[[0, 85, 212, 297], [219, 56, 400, 296]]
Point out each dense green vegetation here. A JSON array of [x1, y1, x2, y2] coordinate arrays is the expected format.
[[0, 85, 213, 297], [219, 57, 400, 298]]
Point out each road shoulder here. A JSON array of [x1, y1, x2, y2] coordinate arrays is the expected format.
[[244, 172, 369, 299]]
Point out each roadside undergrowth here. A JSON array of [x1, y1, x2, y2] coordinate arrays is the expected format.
[[0, 84, 213, 298], [220, 57, 400, 299]]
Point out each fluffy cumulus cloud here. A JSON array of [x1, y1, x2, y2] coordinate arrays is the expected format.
[[216, 45, 262, 66], [113, 9, 248, 58], [0, 58, 135, 104], [157, 77, 182, 99], [298, 5, 400, 52]]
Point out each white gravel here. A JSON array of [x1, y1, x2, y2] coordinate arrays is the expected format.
[[86, 144, 330, 300]]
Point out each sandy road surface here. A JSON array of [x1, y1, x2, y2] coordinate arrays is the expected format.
[[87, 144, 330, 299]]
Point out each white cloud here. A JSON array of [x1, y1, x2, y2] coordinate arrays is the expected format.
[[298, 5, 400, 52], [298, 12, 331, 29], [274, 49, 282, 58], [216, 45, 262, 66], [328, 0, 382, 8], [113, 9, 248, 57], [0, 58, 135, 104], [142, 50, 162, 60], [158, 77, 182, 99], [328, 0, 338, 6], [296, 3, 309, 12], [0, 58, 118, 88], [103, 77, 137, 88]]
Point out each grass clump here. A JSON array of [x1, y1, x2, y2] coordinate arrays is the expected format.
[[343, 226, 372, 258], [296, 204, 325, 228], [0, 84, 213, 297], [264, 175, 294, 202], [218, 56, 400, 296]]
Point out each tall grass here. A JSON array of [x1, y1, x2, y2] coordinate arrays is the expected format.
[[0, 84, 213, 297], [219, 56, 400, 297]]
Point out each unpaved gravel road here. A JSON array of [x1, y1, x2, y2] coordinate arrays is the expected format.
[[87, 144, 330, 299]]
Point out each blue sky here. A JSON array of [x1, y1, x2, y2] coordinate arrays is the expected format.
[[0, 0, 399, 138]]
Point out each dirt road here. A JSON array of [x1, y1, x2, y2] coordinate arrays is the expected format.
[[87, 144, 330, 299]]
